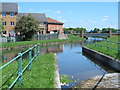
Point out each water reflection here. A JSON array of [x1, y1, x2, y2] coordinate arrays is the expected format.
[[2, 44, 63, 62]]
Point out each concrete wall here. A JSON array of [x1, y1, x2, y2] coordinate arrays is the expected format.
[[82, 46, 120, 72]]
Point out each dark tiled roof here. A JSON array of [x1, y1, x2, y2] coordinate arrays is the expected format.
[[0, 3, 18, 13], [46, 17, 63, 24], [18, 13, 47, 23]]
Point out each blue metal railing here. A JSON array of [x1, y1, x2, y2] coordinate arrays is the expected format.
[[0, 43, 40, 89], [94, 40, 120, 54]]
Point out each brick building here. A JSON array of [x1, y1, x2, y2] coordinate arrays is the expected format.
[[1, 3, 18, 36], [1, 3, 64, 36], [46, 17, 64, 34]]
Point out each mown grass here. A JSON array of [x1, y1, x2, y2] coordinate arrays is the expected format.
[[2, 53, 55, 88], [86, 36, 120, 60], [1, 35, 84, 48]]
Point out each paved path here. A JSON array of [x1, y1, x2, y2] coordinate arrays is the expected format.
[[75, 73, 120, 88]]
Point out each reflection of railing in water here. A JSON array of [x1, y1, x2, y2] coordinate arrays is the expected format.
[[0, 43, 40, 89]]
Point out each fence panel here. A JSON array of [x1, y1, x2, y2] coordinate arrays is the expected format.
[[0, 43, 40, 89]]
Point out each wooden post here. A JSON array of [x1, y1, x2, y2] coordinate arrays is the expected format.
[[109, 30, 112, 37], [81, 30, 84, 38]]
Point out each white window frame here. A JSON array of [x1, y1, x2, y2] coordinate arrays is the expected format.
[[2, 12, 6, 17], [10, 22, 14, 26], [10, 12, 15, 17]]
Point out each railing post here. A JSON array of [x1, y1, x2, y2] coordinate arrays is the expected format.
[[18, 53, 22, 86], [38, 44, 40, 54], [34, 45, 37, 61], [107, 40, 110, 49], [28, 49, 32, 70]]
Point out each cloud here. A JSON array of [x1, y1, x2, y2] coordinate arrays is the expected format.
[[29, 9, 33, 11], [44, 10, 52, 12], [103, 16, 109, 18], [57, 17, 62, 19], [80, 20, 83, 22], [61, 19, 66, 23], [56, 11, 62, 14], [102, 19, 107, 21]]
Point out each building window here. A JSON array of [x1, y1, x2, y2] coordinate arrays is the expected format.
[[2, 12, 6, 17], [10, 22, 14, 26], [40, 22, 44, 26], [3, 31, 6, 34], [2, 22, 6, 26], [10, 12, 15, 17]]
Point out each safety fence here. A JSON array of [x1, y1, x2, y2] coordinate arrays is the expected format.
[[94, 40, 120, 52], [0, 43, 40, 89]]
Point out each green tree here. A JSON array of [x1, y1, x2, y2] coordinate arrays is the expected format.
[[15, 15, 39, 41], [0, 19, 4, 34]]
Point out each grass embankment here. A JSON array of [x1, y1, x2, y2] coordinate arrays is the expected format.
[[86, 36, 120, 60], [2, 53, 55, 88], [1, 35, 84, 48]]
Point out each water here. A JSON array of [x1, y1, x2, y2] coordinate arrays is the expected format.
[[2, 37, 116, 88]]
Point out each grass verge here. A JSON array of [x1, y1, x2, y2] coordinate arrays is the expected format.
[[1, 35, 84, 48], [2, 53, 55, 88], [86, 36, 120, 60]]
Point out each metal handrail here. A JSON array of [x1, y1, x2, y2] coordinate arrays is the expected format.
[[0, 43, 40, 89]]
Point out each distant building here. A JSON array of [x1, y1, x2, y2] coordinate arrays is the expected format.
[[46, 17, 64, 34], [1, 3, 64, 36]]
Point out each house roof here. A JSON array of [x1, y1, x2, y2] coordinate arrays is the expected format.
[[18, 13, 47, 23], [46, 17, 64, 24], [0, 3, 18, 13]]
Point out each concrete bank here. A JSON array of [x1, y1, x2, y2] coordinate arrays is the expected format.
[[82, 46, 120, 72], [54, 53, 61, 88], [75, 73, 120, 88]]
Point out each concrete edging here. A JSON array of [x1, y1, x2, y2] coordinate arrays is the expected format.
[[82, 46, 120, 72], [54, 53, 61, 88]]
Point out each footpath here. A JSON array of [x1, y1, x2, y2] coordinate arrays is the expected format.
[[75, 73, 120, 88]]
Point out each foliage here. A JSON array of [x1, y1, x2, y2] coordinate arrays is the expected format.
[[14, 15, 39, 41], [2, 53, 55, 88], [0, 19, 4, 34], [60, 75, 71, 84]]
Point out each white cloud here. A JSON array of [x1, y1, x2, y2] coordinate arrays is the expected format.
[[44, 10, 52, 12], [61, 19, 66, 23], [56, 11, 62, 14], [80, 20, 83, 22], [102, 19, 107, 21], [103, 16, 109, 18], [29, 9, 33, 11], [57, 17, 62, 19]]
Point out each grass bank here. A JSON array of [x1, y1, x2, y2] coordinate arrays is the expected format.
[[86, 36, 120, 60], [2, 53, 56, 88], [1, 35, 84, 48]]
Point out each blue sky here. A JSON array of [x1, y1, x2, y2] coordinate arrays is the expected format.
[[18, 2, 118, 31]]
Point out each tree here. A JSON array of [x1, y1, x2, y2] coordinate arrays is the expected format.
[[0, 19, 4, 34], [15, 15, 39, 41]]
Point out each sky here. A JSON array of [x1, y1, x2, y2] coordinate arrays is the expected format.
[[17, 2, 118, 31]]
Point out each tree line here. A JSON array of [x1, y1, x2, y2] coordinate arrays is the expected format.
[[63, 27, 118, 33]]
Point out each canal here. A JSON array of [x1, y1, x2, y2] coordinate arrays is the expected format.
[[2, 37, 117, 88]]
